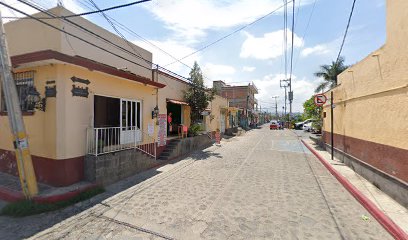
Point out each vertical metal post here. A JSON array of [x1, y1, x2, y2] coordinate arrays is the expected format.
[[331, 91, 334, 160], [0, 11, 38, 197], [95, 129, 99, 156]]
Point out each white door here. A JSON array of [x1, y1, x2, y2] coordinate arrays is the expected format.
[[120, 99, 142, 144], [220, 112, 226, 133]]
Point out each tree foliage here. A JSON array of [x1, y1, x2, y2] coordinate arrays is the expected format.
[[314, 56, 348, 93], [184, 62, 215, 123], [303, 95, 322, 120]]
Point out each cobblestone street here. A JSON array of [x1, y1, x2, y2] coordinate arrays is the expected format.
[[14, 127, 392, 239]]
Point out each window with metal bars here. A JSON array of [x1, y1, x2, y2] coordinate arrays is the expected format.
[[1, 71, 36, 112]]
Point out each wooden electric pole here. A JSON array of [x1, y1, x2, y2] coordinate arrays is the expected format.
[[0, 11, 38, 198]]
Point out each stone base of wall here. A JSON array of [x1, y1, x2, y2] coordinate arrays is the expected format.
[[162, 134, 214, 160], [224, 127, 238, 136], [84, 149, 158, 186], [322, 143, 408, 208], [0, 149, 83, 187]]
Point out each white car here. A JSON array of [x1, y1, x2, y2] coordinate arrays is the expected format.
[[303, 122, 313, 132]]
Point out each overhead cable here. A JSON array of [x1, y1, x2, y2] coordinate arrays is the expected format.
[[1, 0, 152, 19], [335, 0, 357, 64], [164, 0, 294, 67]]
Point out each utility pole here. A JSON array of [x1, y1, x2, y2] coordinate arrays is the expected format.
[[271, 96, 279, 119], [280, 79, 293, 128], [0, 11, 38, 198]]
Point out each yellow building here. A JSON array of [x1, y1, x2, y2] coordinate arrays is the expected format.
[[203, 95, 230, 134], [155, 69, 191, 135], [0, 7, 165, 186], [322, 0, 408, 186]]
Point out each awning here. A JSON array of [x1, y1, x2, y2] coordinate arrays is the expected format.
[[167, 99, 189, 105]]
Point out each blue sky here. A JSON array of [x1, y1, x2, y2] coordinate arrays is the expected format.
[[2, 0, 386, 112]]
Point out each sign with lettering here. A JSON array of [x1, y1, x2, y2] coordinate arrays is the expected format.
[[158, 114, 167, 147]]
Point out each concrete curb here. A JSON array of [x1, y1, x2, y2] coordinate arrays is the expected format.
[[0, 186, 24, 202], [0, 183, 99, 204], [301, 139, 408, 240]]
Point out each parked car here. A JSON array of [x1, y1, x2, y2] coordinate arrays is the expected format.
[[270, 120, 279, 130], [295, 119, 316, 130], [294, 121, 305, 129], [303, 122, 313, 131], [311, 120, 322, 134]]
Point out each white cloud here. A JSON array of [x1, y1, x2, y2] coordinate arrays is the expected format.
[[242, 66, 256, 72], [202, 63, 236, 86], [251, 74, 319, 113], [142, 0, 313, 42], [300, 44, 331, 57], [240, 29, 303, 60]]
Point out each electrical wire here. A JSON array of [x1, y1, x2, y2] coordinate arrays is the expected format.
[[79, 0, 216, 85], [164, 1, 294, 67], [80, 0, 197, 75], [16, 0, 153, 67], [0, 1, 153, 71], [15, 0, 199, 85], [1, 0, 152, 19], [335, 0, 357, 64], [293, 0, 318, 70], [289, 0, 295, 83], [87, 0, 145, 60]]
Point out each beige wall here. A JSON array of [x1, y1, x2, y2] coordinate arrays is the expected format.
[[322, 0, 408, 150], [204, 95, 229, 132], [57, 64, 158, 159], [157, 71, 191, 127], [4, 7, 152, 79], [0, 65, 57, 158]]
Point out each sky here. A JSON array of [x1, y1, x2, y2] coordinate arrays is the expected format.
[[1, 0, 386, 113]]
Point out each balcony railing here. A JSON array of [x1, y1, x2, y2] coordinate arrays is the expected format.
[[86, 126, 156, 159]]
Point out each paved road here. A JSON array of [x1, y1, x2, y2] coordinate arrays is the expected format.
[[29, 126, 390, 239]]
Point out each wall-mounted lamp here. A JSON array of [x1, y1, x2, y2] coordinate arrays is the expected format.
[[152, 106, 159, 119], [26, 86, 46, 111]]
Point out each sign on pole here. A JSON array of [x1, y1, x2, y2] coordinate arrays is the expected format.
[[314, 94, 327, 106]]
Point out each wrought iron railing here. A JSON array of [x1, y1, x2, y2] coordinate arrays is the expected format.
[[86, 126, 156, 159]]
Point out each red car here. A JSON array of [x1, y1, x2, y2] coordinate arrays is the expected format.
[[270, 120, 279, 130]]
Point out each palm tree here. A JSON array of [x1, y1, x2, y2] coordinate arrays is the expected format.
[[314, 56, 348, 93]]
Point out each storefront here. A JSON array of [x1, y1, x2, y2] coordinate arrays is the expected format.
[[166, 99, 190, 136]]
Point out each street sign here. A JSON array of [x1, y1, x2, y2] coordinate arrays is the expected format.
[[314, 94, 327, 106]]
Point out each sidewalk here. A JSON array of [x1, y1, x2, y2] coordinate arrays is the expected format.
[[0, 171, 96, 204], [303, 138, 408, 235]]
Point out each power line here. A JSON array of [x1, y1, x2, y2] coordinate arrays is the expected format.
[[79, 0, 216, 83], [335, 0, 357, 64], [16, 0, 153, 67], [164, 1, 294, 67], [289, 0, 295, 82], [1, 0, 152, 19], [1, 0, 218, 94], [81, 0, 198, 74], [1, 1, 151, 70], [87, 0, 145, 60], [293, 0, 318, 70]]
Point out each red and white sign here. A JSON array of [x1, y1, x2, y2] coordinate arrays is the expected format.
[[314, 94, 327, 106]]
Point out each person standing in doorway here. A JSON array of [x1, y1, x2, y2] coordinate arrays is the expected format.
[[167, 112, 173, 134]]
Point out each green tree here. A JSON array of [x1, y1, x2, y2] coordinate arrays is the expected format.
[[303, 95, 322, 120], [184, 62, 215, 123], [314, 56, 348, 93]]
